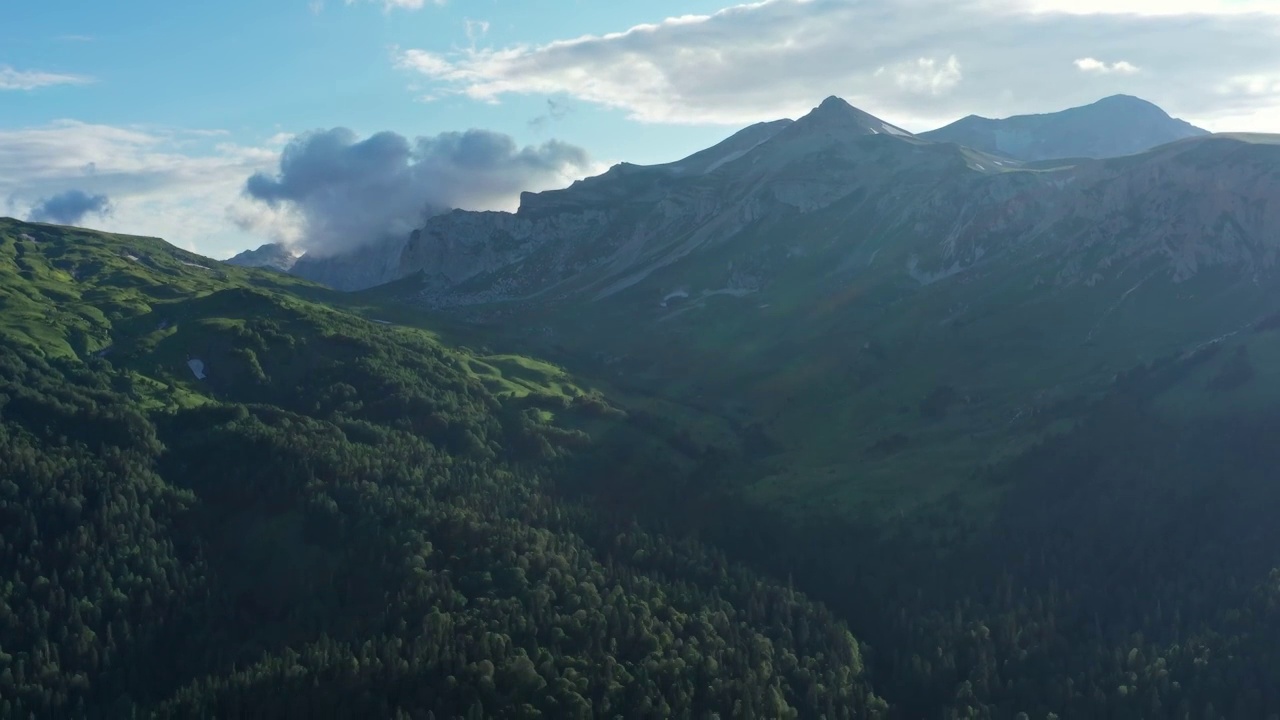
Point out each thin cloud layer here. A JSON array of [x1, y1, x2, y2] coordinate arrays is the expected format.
[[240, 127, 596, 256], [396, 0, 1280, 131], [28, 189, 111, 225], [344, 0, 443, 11], [1, 120, 278, 257], [1, 66, 93, 91]]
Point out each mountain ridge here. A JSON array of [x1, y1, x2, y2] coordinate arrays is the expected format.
[[920, 93, 1209, 161]]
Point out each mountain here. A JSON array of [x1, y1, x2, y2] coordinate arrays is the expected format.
[[8, 96, 1280, 718], [273, 98, 1280, 526], [224, 242, 300, 272], [362, 117, 1280, 516], [290, 234, 409, 291], [920, 94, 1209, 160], [356, 103, 1280, 717], [285, 101, 1280, 520]]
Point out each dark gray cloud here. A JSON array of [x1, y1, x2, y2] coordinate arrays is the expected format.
[[241, 127, 594, 256], [529, 98, 573, 131], [27, 189, 111, 225]]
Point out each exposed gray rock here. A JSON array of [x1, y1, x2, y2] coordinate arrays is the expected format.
[[224, 243, 300, 273]]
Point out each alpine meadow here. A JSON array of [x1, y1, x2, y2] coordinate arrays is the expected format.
[[7, 1, 1280, 717]]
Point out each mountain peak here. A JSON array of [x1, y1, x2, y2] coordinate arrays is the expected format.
[[224, 242, 300, 273], [795, 96, 915, 138], [1088, 94, 1170, 116], [817, 95, 853, 111]]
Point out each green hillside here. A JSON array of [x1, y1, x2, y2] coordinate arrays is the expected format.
[[8, 217, 1280, 718], [0, 218, 884, 718]]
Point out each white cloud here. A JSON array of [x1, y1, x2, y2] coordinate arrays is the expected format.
[[1218, 73, 1280, 97], [0, 66, 93, 91], [465, 19, 490, 45], [876, 56, 963, 95], [239, 127, 602, 256], [345, 0, 444, 11], [0, 121, 279, 259], [395, 0, 1280, 132], [1018, 0, 1280, 15], [1074, 57, 1141, 74]]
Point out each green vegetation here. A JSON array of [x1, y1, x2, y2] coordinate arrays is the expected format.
[[0, 219, 882, 718], [8, 216, 1280, 718]]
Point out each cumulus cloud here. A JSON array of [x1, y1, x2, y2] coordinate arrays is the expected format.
[[0, 120, 279, 258], [1, 65, 93, 91], [27, 189, 111, 225], [239, 127, 597, 256], [395, 0, 1280, 132], [875, 56, 963, 96], [1074, 57, 1140, 74]]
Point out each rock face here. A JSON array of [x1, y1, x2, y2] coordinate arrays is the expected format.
[[919, 95, 1208, 161], [289, 235, 410, 291], [224, 243, 300, 273]]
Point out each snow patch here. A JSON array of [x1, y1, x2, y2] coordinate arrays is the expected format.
[[660, 290, 689, 307], [704, 149, 750, 173], [187, 358, 207, 380], [701, 287, 754, 299], [181, 261, 212, 270], [880, 122, 911, 137]]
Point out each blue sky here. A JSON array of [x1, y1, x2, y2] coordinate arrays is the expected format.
[[4, 0, 733, 160], [5, 0, 1280, 258]]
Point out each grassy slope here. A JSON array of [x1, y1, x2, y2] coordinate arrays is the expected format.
[[409, 176, 1280, 529], [0, 217, 888, 718], [0, 218, 595, 417]]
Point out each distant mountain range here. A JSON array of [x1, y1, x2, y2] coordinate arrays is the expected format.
[[919, 94, 1208, 161], [246, 94, 1217, 293], [222, 94, 1280, 507], [254, 93, 1280, 525]]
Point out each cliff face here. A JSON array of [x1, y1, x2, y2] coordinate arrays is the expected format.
[[289, 234, 410, 292]]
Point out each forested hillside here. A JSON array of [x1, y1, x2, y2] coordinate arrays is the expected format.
[[8, 213, 1280, 720], [0, 219, 883, 718]]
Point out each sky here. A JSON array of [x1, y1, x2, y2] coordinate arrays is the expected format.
[[4, 0, 1280, 259]]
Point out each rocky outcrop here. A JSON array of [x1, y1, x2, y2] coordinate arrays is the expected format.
[[290, 235, 409, 291], [224, 243, 299, 273]]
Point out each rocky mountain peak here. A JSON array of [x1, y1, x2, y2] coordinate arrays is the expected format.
[[224, 242, 300, 273], [793, 95, 916, 138]]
